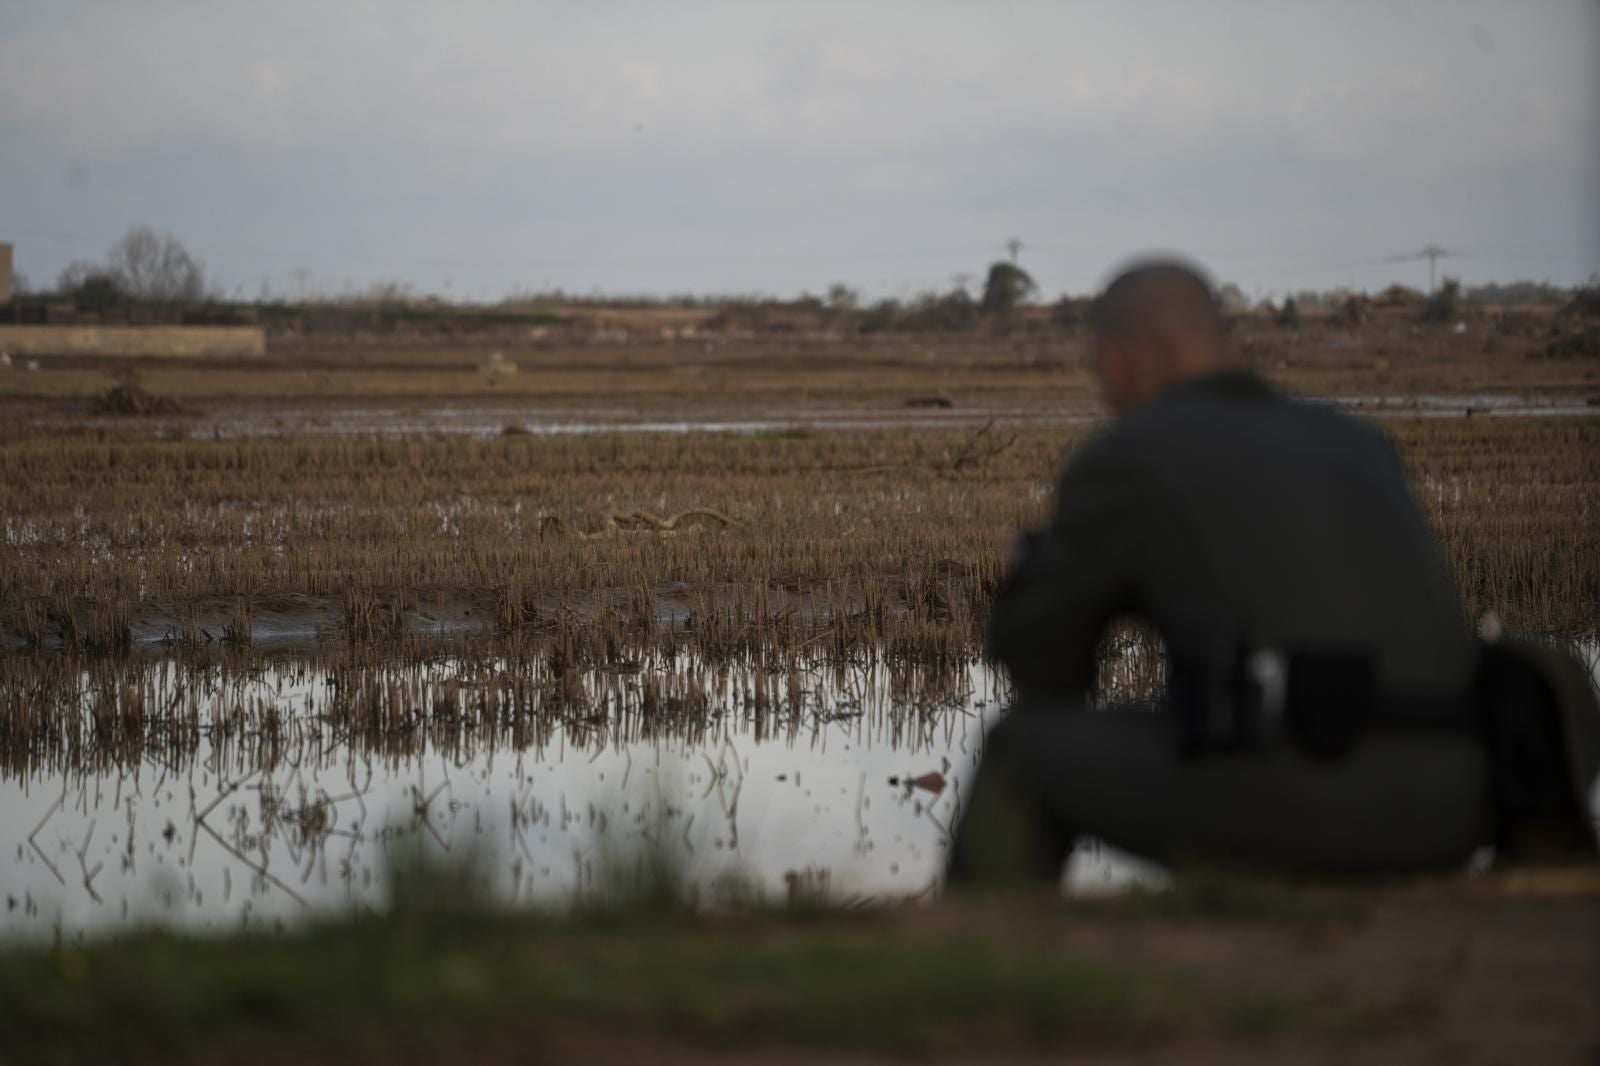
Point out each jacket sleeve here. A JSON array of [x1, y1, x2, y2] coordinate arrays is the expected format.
[[987, 439, 1146, 702]]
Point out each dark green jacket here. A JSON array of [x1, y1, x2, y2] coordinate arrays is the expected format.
[[990, 370, 1476, 717]]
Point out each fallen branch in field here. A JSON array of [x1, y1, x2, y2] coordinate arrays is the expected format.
[[949, 419, 1016, 471]]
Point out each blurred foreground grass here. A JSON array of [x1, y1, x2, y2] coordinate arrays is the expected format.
[[4, 864, 1596, 1064], [0, 882, 1386, 1064]]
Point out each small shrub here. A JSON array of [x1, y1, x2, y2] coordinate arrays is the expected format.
[[1275, 298, 1300, 331], [980, 262, 1037, 314], [1421, 278, 1461, 324]]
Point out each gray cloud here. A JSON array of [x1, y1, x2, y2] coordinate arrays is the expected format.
[[2, 0, 1596, 299]]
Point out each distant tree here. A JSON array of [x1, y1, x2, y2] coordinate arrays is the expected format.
[[905, 287, 979, 331], [57, 260, 100, 296], [108, 226, 207, 304], [1569, 281, 1600, 318], [1420, 277, 1461, 323], [1275, 296, 1300, 330], [826, 284, 860, 313], [57, 261, 127, 310], [980, 261, 1036, 314], [1462, 280, 1571, 306], [1333, 294, 1368, 329], [76, 274, 128, 311], [347, 279, 413, 307], [1052, 295, 1087, 328], [1217, 282, 1250, 313], [1373, 284, 1424, 309], [858, 298, 900, 334]]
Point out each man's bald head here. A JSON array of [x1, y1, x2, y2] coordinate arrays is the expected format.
[[1087, 258, 1237, 414]]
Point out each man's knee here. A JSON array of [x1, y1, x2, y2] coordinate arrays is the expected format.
[[983, 700, 1084, 755], [981, 700, 1140, 780], [946, 703, 1085, 888]]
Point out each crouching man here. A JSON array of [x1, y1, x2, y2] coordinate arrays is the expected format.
[[947, 258, 1598, 887]]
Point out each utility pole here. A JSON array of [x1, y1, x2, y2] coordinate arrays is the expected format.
[[1419, 244, 1447, 293], [1383, 245, 1457, 293], [1005, 238, 1023, 265]]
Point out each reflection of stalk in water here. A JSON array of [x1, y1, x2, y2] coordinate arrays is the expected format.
[[698, 737, 744, 852], [27, 788, 67, 887], [680, 813, 696, 856], [408, 761, 453, 853], [854, 772, 868, 856], [75, 820, 103, 905], [195, 818, 307, 908]]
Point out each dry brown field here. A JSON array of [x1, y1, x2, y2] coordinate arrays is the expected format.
[[1, 306, 1596, 413], [2, 316, 1596, 664]]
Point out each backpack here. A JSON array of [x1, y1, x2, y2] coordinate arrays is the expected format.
[[1475, 637, 1600, 862]]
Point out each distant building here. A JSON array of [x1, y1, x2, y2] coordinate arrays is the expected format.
[[0, 242, 12, 304]]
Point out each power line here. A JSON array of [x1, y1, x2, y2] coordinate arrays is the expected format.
[[1381, 245, 1460, 293]]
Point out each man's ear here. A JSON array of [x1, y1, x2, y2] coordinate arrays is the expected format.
[[1097, 344, 1134, 412]]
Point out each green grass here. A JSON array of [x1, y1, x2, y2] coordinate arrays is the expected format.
[[0, 890, 1387, 1064]]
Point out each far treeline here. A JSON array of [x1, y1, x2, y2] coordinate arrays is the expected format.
[[7, 225, 1599, 335]]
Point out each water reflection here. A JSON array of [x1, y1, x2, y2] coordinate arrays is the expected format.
[[81, 390, 1595, 442], [8, 640, 1591, 941], [0, 650, 1166, 940]]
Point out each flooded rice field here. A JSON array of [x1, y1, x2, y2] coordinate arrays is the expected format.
[[1326, 392, 1600, 418], [6, 638, 1595, 942], [3, 408, 1596, 942], [0, 648, 1171, 942], [119, 389, 1600, 441], [180, 406, 1100, 441]]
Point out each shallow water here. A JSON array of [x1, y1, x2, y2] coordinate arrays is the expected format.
[[6, 641, 1594, 942], [1323, 393, 1599, 419], [181, 406, 1098, 440], [0, 652, 1164, 942], [78, 389, 1593, 441]]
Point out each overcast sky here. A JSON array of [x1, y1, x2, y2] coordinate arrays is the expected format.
[[2, 1, 1596, 301]]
